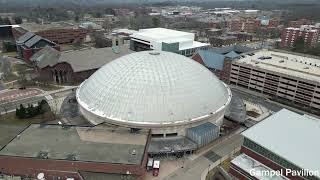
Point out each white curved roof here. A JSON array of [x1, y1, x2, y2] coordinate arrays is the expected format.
[[77, 51, 231, 125]]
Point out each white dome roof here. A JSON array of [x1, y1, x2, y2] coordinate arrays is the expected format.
[[77, 51, 231, 125]]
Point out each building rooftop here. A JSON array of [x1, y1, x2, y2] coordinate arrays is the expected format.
[[79, 171, 137, 180], [31, 45, 133, 72], [131, 28, 209, 50], [207, 28, 223, 32], [235, 49, 320, 83], [0, 124, 149, 165], [0, 125, 26, 149], [285, 27, 318, 32], [148, 137, 197, 154], [242, 109, 320, 176], [133, 28, 194, 41], [195, 50, 239, 70], [20, 22, 80, 32], [213, 36, 237, 40], [232, 154, 288, 180]]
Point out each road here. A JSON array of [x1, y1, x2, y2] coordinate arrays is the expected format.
[[0, 86, 77, 114], [161, 128, 245, 180], [0, 95, 46, 114]]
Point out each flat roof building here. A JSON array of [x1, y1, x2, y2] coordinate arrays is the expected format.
[[17, 22, 88, 44], [0, 124, 150, 180], [230, 109, 320, 180], [130, 28, 209, 56], [229, 49, 320, 111]]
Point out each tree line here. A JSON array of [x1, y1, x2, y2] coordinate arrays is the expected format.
[[16, 100, 48, 119]]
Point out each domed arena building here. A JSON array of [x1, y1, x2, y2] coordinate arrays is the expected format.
[[76, 51, 232, 136]]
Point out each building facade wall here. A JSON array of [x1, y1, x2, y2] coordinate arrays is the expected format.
[[280, 28, 319, 48], [229, 164, 259, 180], [35, 28, 88, 44], [191, 53, 205, 65], [240, 147, 308, 180], [220, 58, 233, 83], [79, 103, 227, 137], [209, 37, 237, 47], [288, 19, 312, 28], [39, 63, 97, 85], [0, 156, 145, 180], [230, 19, 260, 33], [229, 63, 320, 111], [19, 45, 60, 61]]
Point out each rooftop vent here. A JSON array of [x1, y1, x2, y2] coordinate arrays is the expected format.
[[66, 153, 78, 161], [37, 151, 49, 159], [130, 149, 136, 156]]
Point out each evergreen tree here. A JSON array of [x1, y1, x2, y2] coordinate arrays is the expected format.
[[14, 16, 23, 24], [292, 36, 305, 52], [18, 104, 26, 119]]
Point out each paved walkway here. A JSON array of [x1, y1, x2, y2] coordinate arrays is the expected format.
[[163, 133, 244, 180], [145, 127, 245, 180], [0, 88, 43, 102]]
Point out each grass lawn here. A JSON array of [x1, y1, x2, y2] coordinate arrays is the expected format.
[[0, 111, 55, 126], [1, 51, 17, 57], [3, 73, 19, 83], [12, 63, 31, 72]]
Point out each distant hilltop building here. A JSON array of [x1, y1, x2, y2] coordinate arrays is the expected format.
[[129, 28, 209, 57]]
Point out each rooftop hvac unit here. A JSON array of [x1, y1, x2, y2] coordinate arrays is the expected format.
[[37, 172, 45, 180]]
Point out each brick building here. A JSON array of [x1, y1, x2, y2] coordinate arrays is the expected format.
[[31, 45, 133, 84], [280, 25, 319, 48], [18, 22, 88, 44], [0, 124, 150, 180], [229, 49, 320, 111], [230, 109, 320, 180], [230, 19, 261, 33], [230, 18, 280, 33], [209, 36, 237, 47], [16, 32, 60, 61], [288, 18, 312, 28], [227, 32, 253, 42]]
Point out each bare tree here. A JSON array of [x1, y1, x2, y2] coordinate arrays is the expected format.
[[102, 19, 113, 33]]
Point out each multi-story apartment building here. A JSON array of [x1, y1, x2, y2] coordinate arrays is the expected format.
[[230, 18, 280, 33], [280, 25, 319, 48], [229, 49, 320, 111]]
